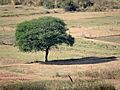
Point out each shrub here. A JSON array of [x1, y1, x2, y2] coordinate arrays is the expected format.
[[43, 1, 54, 9], [89, 0, 119, 11], [61, 0, 79, 11]]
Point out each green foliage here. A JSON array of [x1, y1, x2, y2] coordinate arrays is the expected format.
[[61, 0, 79, 11], [0, 0, 11, 5], [15, 16, 74, 61], [43, 1, 54, 9]]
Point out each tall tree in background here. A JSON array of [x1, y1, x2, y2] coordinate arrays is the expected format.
[[54, 0, 58, 8], [11, 0, 15, 5]]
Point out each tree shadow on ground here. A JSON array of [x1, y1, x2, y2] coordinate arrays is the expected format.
[[29, 56, 118, 65]]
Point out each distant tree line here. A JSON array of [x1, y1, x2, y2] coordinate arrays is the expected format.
[[0, 0, 120, 11]]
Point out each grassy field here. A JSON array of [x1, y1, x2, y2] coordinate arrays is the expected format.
[[96, 35, 120, 43], [0, 5, 120, 90], [0, 38, 120, 64], [0, 80, 117, 90]]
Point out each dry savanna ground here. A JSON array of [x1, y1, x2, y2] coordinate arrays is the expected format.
[[0, 5, 120, 90]]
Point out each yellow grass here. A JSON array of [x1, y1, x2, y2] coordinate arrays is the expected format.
[[0, 5, 120, 89]]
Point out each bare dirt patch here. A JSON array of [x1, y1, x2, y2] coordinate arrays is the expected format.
[[69, 27, 120, 38]]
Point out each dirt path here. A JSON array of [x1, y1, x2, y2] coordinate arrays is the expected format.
[[84, 38, 120, 46], [69, 27, 120, 46], [69, 27, 120, 38]]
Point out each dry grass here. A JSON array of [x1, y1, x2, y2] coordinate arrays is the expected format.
[[0, 70, 32, 84], [0, 38, 120, 64], [0, 80, 117, 90], [0, 6, 120, 46], [0, 5, 120, 28], [0, 5, 120, 89], [69, 27, 120, 38], [0, 59, 120, 89]]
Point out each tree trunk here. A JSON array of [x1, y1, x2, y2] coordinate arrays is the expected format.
[[54, 0, 57, 8], [45, 48, 49, 62], [11, 0, 15, 5]]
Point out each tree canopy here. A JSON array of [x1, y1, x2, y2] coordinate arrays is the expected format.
[[15, 16, 75, 62]]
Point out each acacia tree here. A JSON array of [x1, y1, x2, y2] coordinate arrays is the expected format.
[[15, 16, 75, 62]]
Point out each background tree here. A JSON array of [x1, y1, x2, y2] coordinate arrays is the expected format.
[[43, 0, 54, 9], [54, 0, 58, 8], [15, 16, 75, 62], [61, 0, 79, 11]]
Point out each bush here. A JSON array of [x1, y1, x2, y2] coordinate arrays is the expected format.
[[60, 0, 79, 11], [88, 0, 120, 11], [43, 1, 54, 9], [89, 4, 107, 11]]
